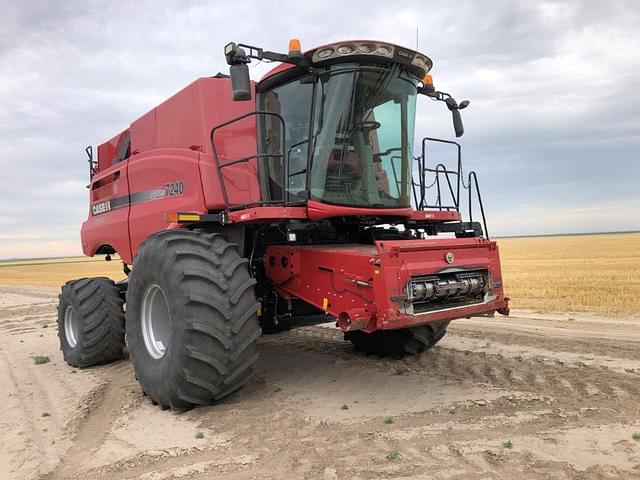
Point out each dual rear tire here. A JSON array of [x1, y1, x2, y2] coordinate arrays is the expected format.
[[57, 231, 447, 410], [57, 277, 126, 368], [56, 230, 261, 410]]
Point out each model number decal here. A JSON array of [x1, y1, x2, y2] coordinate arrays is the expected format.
[[92, 200, 112, 216], [164, 180, 184, 197], [91, 180, 184, 216]]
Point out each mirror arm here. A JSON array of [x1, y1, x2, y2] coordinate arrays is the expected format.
[[226, 42, 310, 67], [419, 88, 466, 138]]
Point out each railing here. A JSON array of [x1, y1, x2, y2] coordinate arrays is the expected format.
[[86, 145, 97, 180], [414, 137, 490, 238], [466, 171, 489, 239], [416, 137, 461, 211], [210, 111, 299, 210]]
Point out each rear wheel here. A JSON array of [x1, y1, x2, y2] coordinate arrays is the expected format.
[[57, 277, 125, 367], [345, 321, 449, 358], [126, 230, 261, 410]]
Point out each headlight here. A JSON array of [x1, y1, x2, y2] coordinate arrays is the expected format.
[[336, 44, 355, 55], [309, 41, 431, 73], [376, 45, 392, 57], [358, 43, 377, 54], [310, 41, 395, 63], [412, 55, 428, 68], [317, 48, 334, 59]]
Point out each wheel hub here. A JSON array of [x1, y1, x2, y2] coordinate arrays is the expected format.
[[141, 284, 171, 359], [64, 305, 79, 348]]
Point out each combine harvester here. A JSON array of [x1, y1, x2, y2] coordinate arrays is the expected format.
[[58, 39, 509, 410]]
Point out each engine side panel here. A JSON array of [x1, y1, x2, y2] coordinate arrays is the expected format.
[[127, 149, 207, 259], [81, 161, 132, 262]]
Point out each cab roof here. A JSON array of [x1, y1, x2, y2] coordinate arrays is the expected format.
[[259, 39, 432, 84]]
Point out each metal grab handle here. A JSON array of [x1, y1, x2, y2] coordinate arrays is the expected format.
[[210, 110, 287, 209], [419, 137, 462, 211], [467, 171, 489, 239]]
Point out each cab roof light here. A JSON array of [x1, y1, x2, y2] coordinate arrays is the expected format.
[[310, 41, 432, 75], [311, 41, 395, 63], [421, 74, 435, 94], [288, 38, 303, 60]]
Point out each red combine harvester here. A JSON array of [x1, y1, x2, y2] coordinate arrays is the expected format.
[[57, 39, 509, 410]]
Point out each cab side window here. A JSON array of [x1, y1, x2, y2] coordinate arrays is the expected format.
[[260, 78, 313, 201]]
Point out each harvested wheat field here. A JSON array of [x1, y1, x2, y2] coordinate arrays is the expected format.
[[499, 232, 640, 316], [0, 233, 639, 479], [1, 232, 638, 316], [0, 256, 124, 289]]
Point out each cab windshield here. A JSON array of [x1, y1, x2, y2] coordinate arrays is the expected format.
[[260, 63, 418, 208]]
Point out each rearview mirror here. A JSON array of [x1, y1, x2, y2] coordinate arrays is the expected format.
[[451, 108, 464, 137], [230, 64, 251, 101]]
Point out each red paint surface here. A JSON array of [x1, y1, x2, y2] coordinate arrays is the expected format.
[[82, 77, 259, 262], [264, 238, 507, 332], [80, 67, 509, 332]]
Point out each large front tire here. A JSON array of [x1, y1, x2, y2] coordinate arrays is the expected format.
[[126, 230, 261, 410], [57, 277, 125, 367], [345, 321, 449, 358]]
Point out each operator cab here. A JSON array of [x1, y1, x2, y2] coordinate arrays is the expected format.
[[223, 39, 472, 221], [259, 59, 418, 209]]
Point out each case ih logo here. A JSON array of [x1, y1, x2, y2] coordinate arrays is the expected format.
[[92, 200, 112, 216], [445, 252, 455, 264]]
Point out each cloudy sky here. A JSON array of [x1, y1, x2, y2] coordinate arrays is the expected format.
[[1, 0, 638, 259]]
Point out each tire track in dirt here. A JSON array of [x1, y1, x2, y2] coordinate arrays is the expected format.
[[43, 362, 136, 480], [0, 348, 49, 478], [50, 323, 640, 479], [3, 285, 640, 479], [262, 325, 640, 408]]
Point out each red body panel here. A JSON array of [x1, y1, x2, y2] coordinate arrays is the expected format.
[[127, 149, 207, 261], [81, 161, 132, 262], [264, 238, 507, 332], [80, 67, 509, 330], [82, 77, 261, 261]]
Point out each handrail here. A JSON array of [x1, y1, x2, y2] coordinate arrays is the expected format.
[[414, 136, 489, 238], [86, 145, 97, 180], [467, 171, 489, 239], [419, 137, 461, 211], [209, 111, 287, 210], [432, 163, 458, 210]]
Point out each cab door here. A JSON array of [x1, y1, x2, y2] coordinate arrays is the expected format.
[[259, 75, 314, 202]]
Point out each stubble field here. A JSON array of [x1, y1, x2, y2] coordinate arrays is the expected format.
[[2, 232, 639, 317], [0, 232, 638, 479]]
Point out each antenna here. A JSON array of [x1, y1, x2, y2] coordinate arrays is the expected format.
[[416, 27, 419, 50]]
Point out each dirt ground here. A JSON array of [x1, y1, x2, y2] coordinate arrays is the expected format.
[[1, 284, 639, 480]]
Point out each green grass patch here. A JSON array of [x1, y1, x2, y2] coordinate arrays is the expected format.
[[386, 450, 400, 461], [33, 355, 50, 365]]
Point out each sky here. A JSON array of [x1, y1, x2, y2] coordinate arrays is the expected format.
[[1, 0, 639, 259]]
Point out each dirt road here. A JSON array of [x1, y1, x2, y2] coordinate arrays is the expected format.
[[1, 284, 639, 479]]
